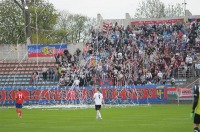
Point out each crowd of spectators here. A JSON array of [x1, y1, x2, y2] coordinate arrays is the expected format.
[[56, 21, 200, 87]]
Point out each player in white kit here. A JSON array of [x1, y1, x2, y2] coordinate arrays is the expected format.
[[93, 88, 104, 120]]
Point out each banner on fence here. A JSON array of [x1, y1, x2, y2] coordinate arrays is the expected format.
[[177, 88, 192, 98], [0, 85, 167, 105], [100, 78, 113, 86], [167, 87, 178, 98], [28, 44, 67, 58], [86, 55, 101, 65], [167, 87, 192, 98]]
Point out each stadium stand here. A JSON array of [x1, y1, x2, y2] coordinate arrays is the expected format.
[[0, 59, 58, 87], [52, 20, 199, 88], [0, 19, 199, 88]]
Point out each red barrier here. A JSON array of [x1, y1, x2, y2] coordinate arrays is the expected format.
[[0, 87, 167, 101]]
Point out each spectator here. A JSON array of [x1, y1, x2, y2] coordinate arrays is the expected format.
[[56, 21, 199, 87], [72, 77, 80, 89], [157, 71, 163, 83], [185, 54, 193, 67], [86, 73, 93, 86], [195, 62, 200, 77], [171, 77, 176, 86], [48, 67, 54, 81], [58, 64, 62, 78], [55, 53, 60, 64], [42, 66, 48, 81], [53, 67, 58, 82], [59, 76, 65, 86], [30, 72, 35, 85], [30, 71, 39, 86], [34, 71, 39, 86]]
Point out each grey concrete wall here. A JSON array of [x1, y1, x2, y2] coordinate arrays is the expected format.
[[0, 43, 84, 61], [97, 13, 200, 28], [0, 44, 27, 61]]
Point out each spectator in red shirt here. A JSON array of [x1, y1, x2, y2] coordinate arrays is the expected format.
[[15, 88, 24, 118]]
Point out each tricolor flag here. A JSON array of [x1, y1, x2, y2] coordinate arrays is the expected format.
[[103, 22, 109, 32]]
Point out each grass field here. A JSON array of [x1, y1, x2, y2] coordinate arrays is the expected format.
[[0, 104, 192, 132]]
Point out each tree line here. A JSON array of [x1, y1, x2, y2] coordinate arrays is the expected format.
[[0, 0, 95, 44], [0, 0, 185, 45]]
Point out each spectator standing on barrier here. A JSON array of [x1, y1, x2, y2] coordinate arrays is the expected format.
[[191, 80, 200, 132], [93, 87, 104, 120]]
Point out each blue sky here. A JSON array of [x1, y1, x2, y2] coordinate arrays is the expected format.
[[49, 0, 200, 19]]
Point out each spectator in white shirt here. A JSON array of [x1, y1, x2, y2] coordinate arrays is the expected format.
[[72, 77, 80, 89], [185, 55, 193, 66], [157, 71, 163, 83]]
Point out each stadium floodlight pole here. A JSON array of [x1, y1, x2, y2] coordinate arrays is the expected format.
[[34, 0, 39, 66], [24, 5, 31, 45], [182, 0, 187, 16]]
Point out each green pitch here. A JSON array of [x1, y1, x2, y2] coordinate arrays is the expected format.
[[0, 104, 192, 132]]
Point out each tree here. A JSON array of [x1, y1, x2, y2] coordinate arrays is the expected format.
[[56, 10, 92, 44], [165, 3, 185, 17], [81, 17, 96, 43], [56, 11, 78, 43], [0, 0, 95, 45], [0, 0, 59, 44], [28, 0, 59, 44], [0, 0, 25, 44], [134, 0, 184, 18]]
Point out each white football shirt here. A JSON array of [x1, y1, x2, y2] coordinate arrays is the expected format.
[[93, 91, 103, 105], [74, 79, 80, 86]]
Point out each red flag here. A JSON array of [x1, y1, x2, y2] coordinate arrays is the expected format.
[[103, 22, 109, 33], [103, 22, 109, 28]]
